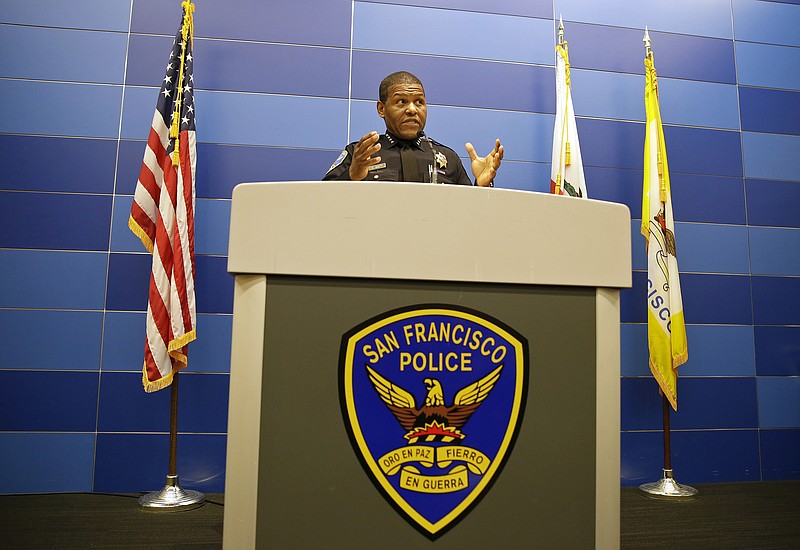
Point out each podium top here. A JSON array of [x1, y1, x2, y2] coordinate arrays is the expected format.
[[227, 181, 631, 288]]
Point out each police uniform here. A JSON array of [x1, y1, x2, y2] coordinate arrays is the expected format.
[[323, 132, 473, 185]]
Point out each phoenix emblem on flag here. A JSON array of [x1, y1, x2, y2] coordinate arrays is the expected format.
[[649, 208, 677, 290], [340, 305, 528, 539]]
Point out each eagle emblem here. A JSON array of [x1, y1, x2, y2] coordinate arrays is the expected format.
[[366, 365, 503, 444], [340, 305, 528, 539]]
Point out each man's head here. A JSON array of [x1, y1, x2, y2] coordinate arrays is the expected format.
[[377, 71, 427, 140]]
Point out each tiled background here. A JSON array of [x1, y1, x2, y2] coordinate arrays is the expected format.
[[1, 0, 798, 494]]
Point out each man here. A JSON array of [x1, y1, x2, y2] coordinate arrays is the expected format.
[[323, 71, 503, 187]]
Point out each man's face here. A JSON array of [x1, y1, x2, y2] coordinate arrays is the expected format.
[[377, 83, 427, 140]]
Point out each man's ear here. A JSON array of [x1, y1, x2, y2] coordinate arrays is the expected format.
[[376, 100, 386, 119]]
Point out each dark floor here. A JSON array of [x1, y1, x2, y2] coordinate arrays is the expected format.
[[1, 482, 798, 548]]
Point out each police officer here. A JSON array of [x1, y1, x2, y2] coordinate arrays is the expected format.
[[323, 71, 503, 187]]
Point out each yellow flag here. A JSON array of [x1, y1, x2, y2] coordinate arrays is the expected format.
[[641, 50, 688, 410]]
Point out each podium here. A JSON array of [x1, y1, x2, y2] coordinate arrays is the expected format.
[[223, 181, 631, 549]]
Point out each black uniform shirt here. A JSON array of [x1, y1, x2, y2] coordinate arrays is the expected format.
[[323, 132, 473, 185]]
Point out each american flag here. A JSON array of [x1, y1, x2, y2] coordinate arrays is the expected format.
[[129, 5, 197, 392]]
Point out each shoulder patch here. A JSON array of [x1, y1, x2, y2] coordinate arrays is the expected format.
[[329, 150, 348, 172]]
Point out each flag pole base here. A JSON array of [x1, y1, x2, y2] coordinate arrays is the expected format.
[[138, 474, 205, 511], [638, 469, 698, 500]]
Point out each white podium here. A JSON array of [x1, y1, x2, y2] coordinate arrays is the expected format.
[[223, 181, 631, 549]]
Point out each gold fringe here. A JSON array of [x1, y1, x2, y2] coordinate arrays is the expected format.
[[169, 329, 197, 353], [648, 358, 678, 411], [142, 362, 177, 393], [128, 215, 154, 253]]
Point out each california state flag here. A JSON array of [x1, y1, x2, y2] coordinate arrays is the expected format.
[[641, 49, 688, 410], [550, 29, 587, 198]]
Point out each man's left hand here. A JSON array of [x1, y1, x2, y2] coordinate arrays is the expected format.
[[466, 139, 504, 187]]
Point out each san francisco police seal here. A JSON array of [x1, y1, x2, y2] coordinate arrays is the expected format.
[[339, 304, 529, 539]]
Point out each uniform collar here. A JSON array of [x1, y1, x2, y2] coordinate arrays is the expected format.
[[385, 131, 425, 150]]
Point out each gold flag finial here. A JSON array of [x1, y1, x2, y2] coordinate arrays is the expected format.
[[644, 26, 652, 57], [558, 15, 565, 46]]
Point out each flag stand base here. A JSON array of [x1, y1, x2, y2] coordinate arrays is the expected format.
[[138, 474, 205, 511], [639, 469, 698, 500]]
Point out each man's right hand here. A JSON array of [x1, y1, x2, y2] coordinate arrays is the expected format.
[[349, 131, 382, 180]]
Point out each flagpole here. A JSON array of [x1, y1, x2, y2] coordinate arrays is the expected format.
[[637, 27, 697, 500], [138, 372, 206, 510], [134, 0, 204, 510], [638, 394, 697, 498]]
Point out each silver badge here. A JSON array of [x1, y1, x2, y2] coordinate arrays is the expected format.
[[435, 151, 447, 169]]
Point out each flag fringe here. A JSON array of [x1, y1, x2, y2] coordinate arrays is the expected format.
[[647, 358, 678, 411], [128, 215, 154, 253], [169, 329, 197, 353], [142, 362, 177, 393]]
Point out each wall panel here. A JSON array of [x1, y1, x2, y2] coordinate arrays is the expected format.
[[353, 2, 553, 63], [0, 25, 128, 84], [554, 0, 734, 39], [131, 0, 352, 47], [0, 80, 123, 138], [2, 0, 800, 495]]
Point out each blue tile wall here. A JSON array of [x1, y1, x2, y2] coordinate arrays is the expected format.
[[94, 433, 226, 493], [754, 326, 800, 377], [0, 371, 99, 431], [752, 276, 800, 325], [0, 433, 96, 494], [353, 3, 553, 64], [131, 0, 352, 47], [0, 25, 128, 84], [740, 87, 800, 135], [621, 430, 760, 485], [736, 42, 800, 91], [2, 0, 799, 495], [0, 135, 118, 193], [622, 272, 754, 325], [760, 429, 800, 480], [0, 192, 112, 250], [127, 35, 351, 98], [749, 227, 800, 276], [671, 174, 746, 225], [0, 250, 107, 310], [663, 126, 743, 178], [0, 79, 123, 138], [622, 377, 758, 431], [555, 0, 734, 39], [745, 179, 800, 228], [758, 377, 800, 428], [0, 0, 131, 31], [743, 132, 800, 181], [0, 310, 103, 370], [368, 0, 553, 18], [733, 0, 800, 47], [621, 324, 757, 378]]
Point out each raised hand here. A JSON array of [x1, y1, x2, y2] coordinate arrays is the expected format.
[[466, 139, 504, 187], [349, 132, 382, 181]]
